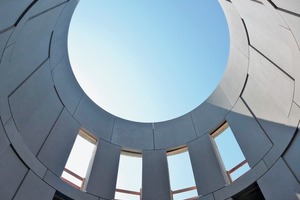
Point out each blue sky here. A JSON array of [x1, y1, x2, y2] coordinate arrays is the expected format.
[[68, 0, 229, 122]]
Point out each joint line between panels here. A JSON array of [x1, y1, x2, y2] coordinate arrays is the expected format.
[[9, 143, 30, 169], [110, 117, 117, 143], [189, 113, 198, 138], [11, 169, 29, 200], [277, 8, 300, 18], [0, 26, 15, 35], [72, 93, 84, 116], [266, 0, 278, 9], [249, 45, 295, 81], [27, 1, 68, 21], [152, 123, 156, 149], [249, 0, 263, 5], [14, 0, 38, 26], [281, 156, 300, 184], [239, 74, 249, 99], [240, 97, 274, 145], [241, 19, 250, 47], [281, 120, 300, 155], [53, 85, 65, 108], [36, 108, 64, 156], [48, 31, 54, 59], [7, 59, 49, 98]]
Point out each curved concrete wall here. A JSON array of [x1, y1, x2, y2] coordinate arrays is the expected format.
[[0, 0, 300, 199]]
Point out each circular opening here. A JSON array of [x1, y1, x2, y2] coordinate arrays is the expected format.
[[68, 0, 229, 123]]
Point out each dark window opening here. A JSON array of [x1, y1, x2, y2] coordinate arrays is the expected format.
[[233, 182, 265, 200]]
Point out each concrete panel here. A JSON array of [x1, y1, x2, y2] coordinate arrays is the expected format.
[[214, 160, 268, 200], [219, 44, 249, 106], [226, 99, 272, 167], [0, 45, 14, 124], [9, 61, 54, 129], [232, 0, 299, 78], [232, 0, 287, 28], [242, 76, 297, 168], [0, 146, 28, 200], [27, 0, 67, 17], [261, 0, 289, 28], [52, 56, 84, 115], [271, 0, 300, 14], [0, 118, 9, 157], [199, 194, 215, 200], [16, 87, 62, 154], [188, 134, 228, 196], [248, 47, 294, 117], [258, 158, 300, 200], [9, 61, 63, 155], [112, 118, 154, 150], [50, 0, 78, 68], [277, 11, 300, 106], [38, 109, 80, 176], [154, 114, 197, 149], [283, 129, 300, 182], [14, 170, 55, 200], [44, 170, 98, 200], [50, 26, 68, 69], [206, 85, 234, 111], [0, 28, 14, 61], [6, 5, 65, 94], [142, 150, 171, 200], [7, 0, 67, 46], [74, 94, 115, 142], [192, 87, 231, 137], [287, 103, 300, 128], [87, 140, 121, 199], [219, 0, 249, 57], [4, 119, 47, 178], [259, 120, 296, 167], [242, 75, 288, 126], [0, 0, 33, 31]]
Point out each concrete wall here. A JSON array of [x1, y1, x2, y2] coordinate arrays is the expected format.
[[0, 0, 300, 199], [142, 150, 171, 200]]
